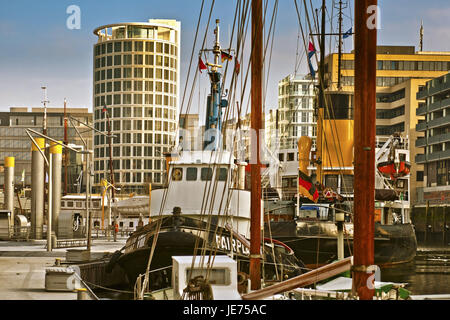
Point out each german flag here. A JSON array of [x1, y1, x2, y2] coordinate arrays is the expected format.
[[221, 50, 233, 62], [298, 170, 319, 203]]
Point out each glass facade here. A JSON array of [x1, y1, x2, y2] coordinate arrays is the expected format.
[[93, 22, 180, 193]]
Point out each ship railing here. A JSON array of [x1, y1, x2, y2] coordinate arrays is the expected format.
[[0, 226, 32, 241], [134, 265, 173, 300]]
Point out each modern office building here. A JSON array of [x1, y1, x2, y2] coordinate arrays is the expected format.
[[179, 113, 200, 151], [92, 20, 181, 193], [415, 72, 450, 203], [266, 74, 317, 151], [323, 45, 450, 204], [0, 107, 92, 192]]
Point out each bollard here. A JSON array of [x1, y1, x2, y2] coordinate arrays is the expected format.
[[4, 157, 15, 225], [31, 138, 45, 239], [77, 288, 89, 300], [50, 141, 62, 237]]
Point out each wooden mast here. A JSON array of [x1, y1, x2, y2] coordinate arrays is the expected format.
[[63, 98, 68, 195], [250, 0, 263, 291], [352, 0, 377, 300]]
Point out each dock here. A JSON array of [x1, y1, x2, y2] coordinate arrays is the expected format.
[[0, 238, 127, 300]]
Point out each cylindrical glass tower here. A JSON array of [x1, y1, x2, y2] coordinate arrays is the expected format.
[[92, 20, 180, 194]]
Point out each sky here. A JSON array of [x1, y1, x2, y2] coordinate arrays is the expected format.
[[1, 0, 450, 121]]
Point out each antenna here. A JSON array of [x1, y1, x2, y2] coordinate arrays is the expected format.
[[41, 86, 50, 135], [420, 20, 424, 52], [334, 0, 349, 90]]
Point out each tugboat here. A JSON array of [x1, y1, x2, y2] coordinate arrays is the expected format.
[[265, 111, 417, 268], [108, 20, 304, 291]]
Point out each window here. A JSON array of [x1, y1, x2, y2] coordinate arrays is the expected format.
[[123, 68, 132, 78], [124, 41, 132, 52], [123, 94, 132, 104], [134, 54, 143, 65], [186, 168, 198, 181], [114, 42, 122, 53], [113, 68, 121, 80], [287, 153, 295, 161], [417, 171, 424, 182], [134, 68, 143, 78], [217, 168, 228, 181], [201, 168, 213, 181], [123, 54, 132, 65], [113, 55, 121, 66], [186, 268, 230, 286]]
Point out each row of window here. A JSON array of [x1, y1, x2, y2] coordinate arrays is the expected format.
[[94, 132, 174, 147], [425, 159, 450, 187], [94, 41, 177, 57], [376, 105, 405, 119], [376, 89, 405, 103], [94, 171, 162, 184], [94, 106, 176, 121], [94, 158, 165, 171], [94, 93, 177, 107], [342, 59, 450, 72], [95, 54, 177, 69], [342, 76, 417, 87], [62, 200, 101, 209], [171, 167, 228, 182], [95, 80, 177, 95], [94, 67, 176, 83], [279, 83, 314, 96], [94, 120, 175, 135], [376, 122, 405, 136]]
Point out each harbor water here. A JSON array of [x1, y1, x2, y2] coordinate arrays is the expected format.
[[380, 248, 450, 295]]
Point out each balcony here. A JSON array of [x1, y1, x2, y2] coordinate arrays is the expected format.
[[415, 137, 426, 148], [416, 88, 428, 100], [427, 114, 450, 130], [428, 132, 450, 145], [416, 121, 427, 132], [428, 149, 450, 161], [416, 149, 450, 163], [415, 154, 426, 164], [429, 97, 450, 113], [416, 104, 427, 116]]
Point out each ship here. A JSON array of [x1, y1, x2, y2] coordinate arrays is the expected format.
[[107, 20, 304, 291], [264, 130, 417, 268], [262, 7, 417, 267]]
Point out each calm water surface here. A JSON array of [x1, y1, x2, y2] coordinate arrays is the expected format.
[[381, 249, 450, 295], [95, 248, 450, 299]]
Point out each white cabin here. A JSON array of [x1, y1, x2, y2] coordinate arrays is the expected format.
[[112, 150, 263, 239], [172, 255, 241, 300]]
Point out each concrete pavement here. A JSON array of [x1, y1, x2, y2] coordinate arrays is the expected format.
[[0, 238, 127, 300]]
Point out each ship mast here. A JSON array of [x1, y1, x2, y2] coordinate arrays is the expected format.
[[250, 0, 263, 291], [352, 0, 377, 300], [202, 19, 227, 151]]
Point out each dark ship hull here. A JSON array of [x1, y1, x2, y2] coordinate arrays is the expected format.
[[265, 220, 417, 268], [111, 215, 304, 290]]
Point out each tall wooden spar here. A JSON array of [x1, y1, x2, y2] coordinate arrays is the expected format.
[[352, 0, 377, 300], [250, 0, 263, 291]]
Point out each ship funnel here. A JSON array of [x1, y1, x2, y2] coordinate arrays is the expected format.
[[4, 157, 15, 226]]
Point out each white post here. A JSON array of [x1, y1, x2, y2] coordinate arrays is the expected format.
[[336, 211, 345, 260], [47, 155, 52, 252]]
